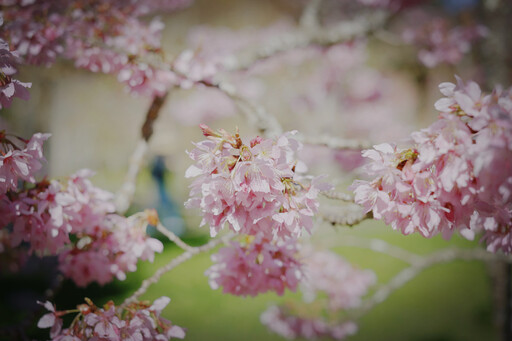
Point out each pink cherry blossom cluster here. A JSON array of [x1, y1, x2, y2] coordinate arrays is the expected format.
[[186, 125, 330, 296], [300, 248, 377, 311], [185, 125, 330, 240], [57, 209, 164, 286], [1, 0, 192, 96], [0, 131, 47, 193], [37, 297, 185, 340], [352, 77, 512, 253], [0, 131, 163, 285], [261, 305, 358, 340], [402, 17, 487, 68], [0, 32, 30, 109], [205, 234, 302, 297], [261, 248, 375, 339]]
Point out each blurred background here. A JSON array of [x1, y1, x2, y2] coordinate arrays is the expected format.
[[1, 0, 511, 340]]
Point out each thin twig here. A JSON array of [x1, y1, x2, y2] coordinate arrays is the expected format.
[[121, 233, 234, 307], [319, 235, 423, 265], [354, 248, 512, 318], [115, 94, 168, 214], [320, 190, 354, 202], [298, 134, 373, 150], [226, 12, 389, 72], [318, 210, 372, 227], [198, 79, 283, 137], [155, 222, 195, 252]]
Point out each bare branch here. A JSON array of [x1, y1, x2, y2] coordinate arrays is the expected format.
[[355, 248, 512, 318], [318, 209, 372, 227], [115, 94, 168, 214], [320, 190, 354, 202], [155, 222, 195, 252], [198, 79, 283, 137], [298, 134, 373, 150], [320, 235, 423, 265], [121, 232, 234, 307]]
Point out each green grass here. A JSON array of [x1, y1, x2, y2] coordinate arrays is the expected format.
[[102, 220, 498, 341], [10, 221, 499, 341]]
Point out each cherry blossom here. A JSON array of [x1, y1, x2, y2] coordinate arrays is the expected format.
[[0, 131, 163, 285], [0, 131, 49, 194], [353, 77, 512, 253], [261, 305, 358, 340], [301, 248, 376, 311], [0, 36, 30, 109], [58, 212, 163, 286], [205, 234, 302, 297], [402, 17, 487, 68], [0, 0, 191, 95], [38, 297, 185, 340], [185, 126, 331, 240]]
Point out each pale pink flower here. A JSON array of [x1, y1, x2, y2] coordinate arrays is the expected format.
[[38, 297, 185, 340], [300, 249, 376, 311], [0, 132, 49, 193], [353, 78, 512, 253], [186, 126, 331, 240], [206, 234, 302, 297], [402, 18, 487, 68], [261, 305, 357, 340], [0, 37, 31, 108], [37, 301, 63, 339]]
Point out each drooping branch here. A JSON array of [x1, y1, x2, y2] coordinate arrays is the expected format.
[[121, 232, 234, 307], [319, 235, 424, 265], [355, 248, 512, 318]]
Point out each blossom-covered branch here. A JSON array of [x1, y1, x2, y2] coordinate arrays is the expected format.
[[352, 77, 512, 253]]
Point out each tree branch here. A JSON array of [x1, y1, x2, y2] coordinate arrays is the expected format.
[[155, 222, 195, 252], [355, 248, 512, 318], [115, 94, 168, 214], [318, 209, 372, 227], [298, 134, 373, 150], [121, 232, 234, 307]]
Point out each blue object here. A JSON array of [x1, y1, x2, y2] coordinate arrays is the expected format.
[[149, 156, 185, 237], [442, 0, 478, 13]]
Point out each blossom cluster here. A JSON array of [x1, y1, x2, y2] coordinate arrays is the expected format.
[[186, 125, 329, 240], [261, 305, 358, 340], [261, 248, 375, 340], [352, 77, 512, 253], [402, 17, 487, 68], [300, 248, 376, 311], [186, 125, 330, 296], [205, 234, 302, 297], [0, 31, 30, 109], [0, 132, 163, 286], [37, 297, 185, 340], [0, 0, 191, 96]]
